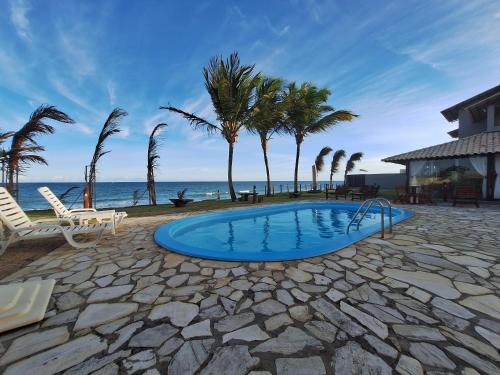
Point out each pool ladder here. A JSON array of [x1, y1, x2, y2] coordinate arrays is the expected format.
[[346, 198, 393, 238]]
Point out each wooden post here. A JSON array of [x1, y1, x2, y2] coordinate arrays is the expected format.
[[272, 186, 275, 195], [217, 189, 220, 200], [486, 154, 495, 200], [280, 184, 282, 193], [252, 185, 257, 204], [405, 161, 410, 193]]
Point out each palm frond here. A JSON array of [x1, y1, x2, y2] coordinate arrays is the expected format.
[[148, 123, 167, 169], [87, 108, 127, 206], [345, 152, 364, 176], [330, 149, 346, 175], [147, 123, 167, 172], [0, 131, 14, 146], [8, 105, 74, 184], [202, 52, 260, 138], [314, 146, 333, 172], [10, 105, 74, 150], [90, 108, 127, 168], [309, 110, 358, 133], [58, 186, 79, 202], [246, 76, 284, 140], [17, 154, 48, 166], [146, 123, 168, 205], [160, 106, 220, 134]]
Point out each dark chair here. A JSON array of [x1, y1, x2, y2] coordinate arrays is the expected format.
[[366, 184, 380, 199], [418, 185, 435, 205], [453, 185, 479, 207], [350, 186, 368, 201], [351, 185, 379, 201], [326, 186, 349, 200], [394, 186, 410, 203]]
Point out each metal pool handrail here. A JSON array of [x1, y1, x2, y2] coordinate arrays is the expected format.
[[346, 198, 393, 238]]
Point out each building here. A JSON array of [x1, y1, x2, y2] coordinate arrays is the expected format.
[[383, 84, 500, 200]]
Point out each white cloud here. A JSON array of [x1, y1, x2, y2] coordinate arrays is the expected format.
[[106, 80, 116, 106], [143, 112, 167, 135], [74, 123, 93, 135], [265, 17, 290, 37], [0, 51, 46, 103], [9, 0, 31, 42], [50, 78, 101, 116], [116, 126, 130, 138], [58, 32, 95, 78]]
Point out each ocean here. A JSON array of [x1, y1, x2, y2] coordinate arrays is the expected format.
[[17, 181, 342, 210]]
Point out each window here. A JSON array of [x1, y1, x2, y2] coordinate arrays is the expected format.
[[410, 158, 484, 198]]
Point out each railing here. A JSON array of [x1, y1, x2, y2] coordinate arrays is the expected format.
[[346, 198, 393, 238]]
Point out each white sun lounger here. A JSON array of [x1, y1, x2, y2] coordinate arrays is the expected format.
[[37, 186, 127, 235], [0, 187, 112, 255]]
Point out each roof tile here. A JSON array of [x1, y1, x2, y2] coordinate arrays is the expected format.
[[383, 131, 500, 164]]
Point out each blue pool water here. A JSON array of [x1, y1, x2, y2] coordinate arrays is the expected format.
[[154, 202, 413, 261]]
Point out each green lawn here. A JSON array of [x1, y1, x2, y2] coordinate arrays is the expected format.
[[26, 189, 397, 220]]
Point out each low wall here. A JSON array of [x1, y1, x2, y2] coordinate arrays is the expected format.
[[346, 173, 406, 189]]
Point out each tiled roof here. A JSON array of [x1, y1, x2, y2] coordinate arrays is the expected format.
[[441, 84, 500, 122], [383, 131, 500, 164]]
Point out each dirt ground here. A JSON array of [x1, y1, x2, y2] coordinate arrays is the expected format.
[[0, 238, 65, 280]]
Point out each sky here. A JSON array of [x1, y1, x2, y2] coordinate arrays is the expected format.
[[1, 0, 499, 183]]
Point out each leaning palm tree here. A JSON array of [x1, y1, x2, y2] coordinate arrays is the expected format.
[[147, 123, 167, 205], [329, 149, 346, 187], [86, 108, 127, 207], [313, 146, 332, 190], [162, 52, 260, 201], [7, 105, 74, 199], [282, 82, 357, 193], [344, 152, 363, 185], [245, 77, 284, 196]]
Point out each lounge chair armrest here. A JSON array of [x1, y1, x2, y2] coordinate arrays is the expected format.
[[70, 210, 115, 218], [69, 208, 97, 213], [33, 218, 75, 227]]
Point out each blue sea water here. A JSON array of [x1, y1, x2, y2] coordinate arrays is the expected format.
[[17, 180, 342, 210]]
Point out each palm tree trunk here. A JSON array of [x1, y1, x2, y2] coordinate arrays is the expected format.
[[261, 137, 272, 197], [87, 166, 95, 208], [329, 171, 333, 188], [228, 141, 236, 201], [148, 171, 157, 205], [7, 162, 14, 195], [312, 165, 317, 191], [15, 166, 19, 202], [293, 140, 301, 193]]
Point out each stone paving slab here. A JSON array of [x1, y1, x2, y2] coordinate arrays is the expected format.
[[0, 204, 499, 374]]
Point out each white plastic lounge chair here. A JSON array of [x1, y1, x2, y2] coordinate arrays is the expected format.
[[38, 186, 127, 235], [0, 187, 111, 255]]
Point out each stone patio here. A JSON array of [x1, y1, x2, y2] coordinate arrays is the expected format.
[[0, 204, 499, 375]]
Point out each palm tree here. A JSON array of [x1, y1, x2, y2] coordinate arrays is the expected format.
[[329, 149, 346, 187], [162, 52, 260, 201], [313, 146, 332, 190], [86, 108, 127, 207], [7, 105, 74, 200], [282, 82, 357, 193], [245, 77, 283, 196], [344, 152, 363, 185], [147, 123, 167, 205], [0, 131, 14, 187]]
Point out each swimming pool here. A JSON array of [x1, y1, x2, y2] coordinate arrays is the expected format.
[[154, 201, 412, 261]]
